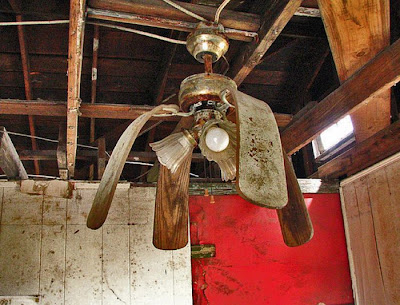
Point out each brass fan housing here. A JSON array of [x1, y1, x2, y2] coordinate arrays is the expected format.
[[186, 22, 229, 63], [179, 73, 237, 111]]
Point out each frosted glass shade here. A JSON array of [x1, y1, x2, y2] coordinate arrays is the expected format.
[[150, 132, 195, 173]]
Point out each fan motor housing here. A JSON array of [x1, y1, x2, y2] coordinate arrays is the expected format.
[[179, 73, 237, 112], [186, 22, 229, 63]]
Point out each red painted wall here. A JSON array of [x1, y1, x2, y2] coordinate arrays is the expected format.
[[189, 194, 354, 305]]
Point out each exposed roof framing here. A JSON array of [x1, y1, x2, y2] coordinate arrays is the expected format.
[[281, 38, 400, 155], [0, 99, 293, 127], [227, 0, 302, 85]]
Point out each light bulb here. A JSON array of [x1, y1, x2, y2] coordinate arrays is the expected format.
[[205, 127, 229, 152]]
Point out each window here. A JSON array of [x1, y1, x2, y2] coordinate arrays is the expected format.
[[313, 115, 354, 158]]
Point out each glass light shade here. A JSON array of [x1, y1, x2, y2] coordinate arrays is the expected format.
[[150, 132, 195, 173], [205, 127, 229, 152]]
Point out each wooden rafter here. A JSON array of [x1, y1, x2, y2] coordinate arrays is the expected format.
[[67, 0, 87, 178], [281, 38, 400, 155], [88, 0, 259, 32], [318, 0, 391, 143], [227, 0, 302, 85], [0, 99, 293, 128], [8, 0, 40, 175]]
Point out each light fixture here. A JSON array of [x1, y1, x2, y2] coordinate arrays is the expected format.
[[149, 130, 196, 173], [205, 126, 229, 152]]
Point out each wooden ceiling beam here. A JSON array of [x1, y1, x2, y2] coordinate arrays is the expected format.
[[0, 99, 293, 127], [18, 150, 206, 163], [318, 120, 400, 180], [318, 0, 391, 143], [88, 0, 259, 32], [67, 0, 87, 178], [281, 38, 400, 155], [227, 0, 302, 85]]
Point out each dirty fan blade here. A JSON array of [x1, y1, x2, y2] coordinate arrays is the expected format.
[[153, 150, 192, 250], [86, 104, 178, 230], [233, 90, 288, 208], [277, 151, 314, 247]]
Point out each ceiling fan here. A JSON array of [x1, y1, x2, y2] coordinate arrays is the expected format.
[[86, 20, 313, 250]]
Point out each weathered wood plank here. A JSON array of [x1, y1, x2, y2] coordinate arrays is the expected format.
[[281, 38, 400, 155], [57, 121, 68, 180], [318, 0, 391, 143], [318, 120, 400, 179], [102, 225, 130, 305], [67, 0, 87, 177], [340, 184, 364, 304], [0, 127, 28, 180], [20, 179, 73, 199], [353, 177, 387, 304], [0, 99, 292, 126], [227, 0, 302, 85], [368, 162, 400, 304], [87, 8, 254, 42], [88, 0, 259, 32], [40, 225, 66, 305], [1, 187, 43, 225], [43, 196, 67, 225], [0, 225, 41, 295], [65, 225, 102, 305]]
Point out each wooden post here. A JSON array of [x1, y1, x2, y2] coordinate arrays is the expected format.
[[89, 24, 100, 180], [0, 127, 28, 180], [67, 0, 87, 178], [57, 122, 68, 180]]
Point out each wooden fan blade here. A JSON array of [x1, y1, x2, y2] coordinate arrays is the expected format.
[[153, 150, 192, 250], [277, 151, 314, 247], [233, 90, 288, 208], [86, 104, 179, 230]]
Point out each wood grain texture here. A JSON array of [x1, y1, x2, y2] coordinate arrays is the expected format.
[[0, 184, 192, 304], [367, 161, 400, 304], [281, 38, 400, 155], [0, 126, 28, 180], [340, 156, 400, 304], [318, 0, 391, 142], [227, 0, 302, 85], [153, 151, 192, 250], [87, 104, 179, 229], [88, 0, 259, 32], [66, 0, 87, 177], [0, 99, 292, 127], [235, 90, 287, 208], [277, 152, 313, 247], [318, 120, 400, 179]]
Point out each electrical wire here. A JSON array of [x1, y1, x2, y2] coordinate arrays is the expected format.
[[87, 21, 187, 45], [162, 0, 207, 22], [0, 20, 69, 26], [0, 129, 200, 176], [215, 0, 232, 23]]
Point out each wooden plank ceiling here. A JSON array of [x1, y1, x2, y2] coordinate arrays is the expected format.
[[0, 0, 399, 180]]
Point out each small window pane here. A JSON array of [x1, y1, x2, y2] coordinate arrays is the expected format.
[[319, 115, 353, 151]]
